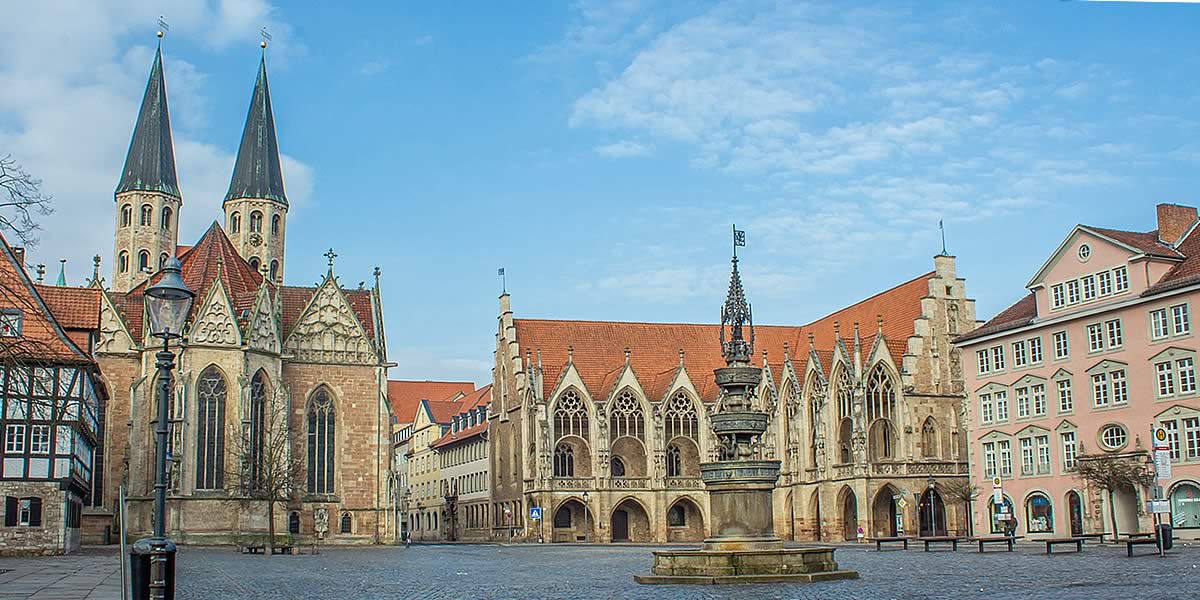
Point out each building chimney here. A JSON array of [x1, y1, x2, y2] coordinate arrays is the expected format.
[[11, 247, 24, 266], [1157, 203, 1198, 246]]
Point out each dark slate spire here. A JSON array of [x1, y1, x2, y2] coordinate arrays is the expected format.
[[224, 55, 287, 206], [115, 45, 179, 198], [720, 254, 754, 365]]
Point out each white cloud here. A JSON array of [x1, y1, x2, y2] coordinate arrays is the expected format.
[[0, 1, 310, 284], [595, 139, 653, 157], [360, 60, 390, 76]]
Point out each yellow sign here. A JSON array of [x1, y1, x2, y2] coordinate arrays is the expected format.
[[992, 477, 1002, 487]]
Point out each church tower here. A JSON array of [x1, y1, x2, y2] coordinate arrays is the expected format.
[[223, 47, 288, 283], [112, 37, 180, 293]]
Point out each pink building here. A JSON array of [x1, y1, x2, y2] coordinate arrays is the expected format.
[[956, 203, 1200, 540]]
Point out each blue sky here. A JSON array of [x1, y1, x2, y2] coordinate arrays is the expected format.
[[3, 1, 1200, 385]]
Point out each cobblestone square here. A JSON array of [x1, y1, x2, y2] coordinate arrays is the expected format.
[[5, 542, 1199, 599]]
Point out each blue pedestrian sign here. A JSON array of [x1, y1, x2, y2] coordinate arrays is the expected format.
[[529, 507, 542, 520]]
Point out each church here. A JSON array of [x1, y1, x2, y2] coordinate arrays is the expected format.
[[489, 252, 977, 543], [36, 41, 392, 545]]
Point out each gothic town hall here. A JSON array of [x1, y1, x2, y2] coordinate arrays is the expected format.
[[39, 45, 391, 545]]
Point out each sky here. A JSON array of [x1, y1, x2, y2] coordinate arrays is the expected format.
[[2, 1, 1200, 386]]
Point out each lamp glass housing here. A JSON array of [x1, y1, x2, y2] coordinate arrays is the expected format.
[[144, 257, 195, 340]]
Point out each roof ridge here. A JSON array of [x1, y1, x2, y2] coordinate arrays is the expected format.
[[802, 271, 934, 328]]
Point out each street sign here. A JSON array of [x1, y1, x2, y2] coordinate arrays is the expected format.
[[529, 507, 542, 520], [1155, 449, 1172, 480], [1148, 499, 1171, 514], [992, 476, 1002, 487], [1154, 427, 1170, 451], [896, 497, 908, 510]]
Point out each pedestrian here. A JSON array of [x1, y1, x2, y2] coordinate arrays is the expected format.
[[404, 531, 411, 549]]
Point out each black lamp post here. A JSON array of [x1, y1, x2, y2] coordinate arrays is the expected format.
[[582, 490, 591, 543], [132, 257, 194, 600], [926, 475, 936, 537]]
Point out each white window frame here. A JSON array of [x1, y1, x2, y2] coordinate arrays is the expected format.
[[1179, 357, 1197, 395], [980, 393, 994, 424], [999, 440, 1013, 478], [1082, 274, 1096, 300], [1100, 424, 1128, 450], [1092, 372, 1109, 407], [992, 346, 1006, 371], [1061, 431, 1077, 470], [1111, 369, 1128, 404], [1028, 337, 1044, 364], [983, 442, 997, 478], [1052, 284, 1066, 309], [1152, 308, 1171, 340], [1106, 319, 1123, 349], [1020, 437, 1034, 476], [1184, 417, 1200, 460], [1053, 331, 1069, 360], [1113, 266, 1129, 292], [1087, 323, 1104, 353], [1157, 361, 1176, 397], [30, 424, 50, 454], [1067, 280, 1081, 304], [1097, 270, 1113, 296], [1013, 340, 1028, 368], [1032, 383, 1047, 416], [1173, 303, 1191, 335], [1057, 378, 1073, 413], [977, 350, 991, 375], [1163, 419, 1180, 461], [1036, 435, 1051, 474], [1016, 387, 1030, 419], [995, 390, 1009, 422], [4, 423, 25, 453]]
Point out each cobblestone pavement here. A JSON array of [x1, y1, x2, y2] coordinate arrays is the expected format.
[[4, 541, 1200, 599], [0, 547, 120, 600]]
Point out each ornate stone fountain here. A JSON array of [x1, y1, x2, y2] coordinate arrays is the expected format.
[[636, 250, 859, 585]]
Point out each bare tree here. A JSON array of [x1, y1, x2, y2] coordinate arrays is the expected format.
[[940, 478, 979, 536], [0, 155, 54, 248], [1075, 452, 1154, 537], [227, 394, 304, 556]]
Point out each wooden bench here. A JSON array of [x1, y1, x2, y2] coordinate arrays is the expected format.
[[241, 544, 265, 555], [1123, 537, 1161, 557], [1075, 532, 1109, 544], [271, 545, 293, 555], [869, 536, 911, 551], [973, 535, 1018, 552], [1044, 537, 1084, 554], [922, 536, 961, 551]]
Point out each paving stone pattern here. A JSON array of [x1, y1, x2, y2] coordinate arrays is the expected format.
[[4, 542, 1200, 599]]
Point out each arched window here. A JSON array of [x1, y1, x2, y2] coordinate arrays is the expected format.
[[249, 257, 260, 272], [922, 417, 939, 458], [834, 366, 853, 422], [866, 365, 896, 422], [1026, 493, 1053, 533], [248, 371, 268, 489], [118, 252, 129, 273], [250, 211, 263, 234], [553, 443, 574, 477], [195, 366, 227, 489], [271, 214, 281, 236], [158, 253, 168, 270], [610, 456, 626, 477], [137, 251, 149, 272], [608, 390, 644, 441], [666, 443, 683, 477], [161, 206, 172, 230], [288, 511, 300, 534], [120, 204, 132, 227], [809, 391, 820, 464], [869, 420, 894, 460], [140, 204, 152, 226], [269, 260, 279, 282], [839, 418, 853, 464], [307, 388, 336, 494], [340, 513, 352, 534], [664, 392, 698, 442], [553, 390, 588, 441], [229, 212, 241, 234]]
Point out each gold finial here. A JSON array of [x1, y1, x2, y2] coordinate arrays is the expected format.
[[260, 26, 272, 50], [260, 40, 267, 49]]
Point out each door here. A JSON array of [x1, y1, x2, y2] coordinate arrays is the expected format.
[[841, 492, 858, 541], [612, 509, 629, 542], [919, 490, 946, 537], [1068, 492, 1083, 536]]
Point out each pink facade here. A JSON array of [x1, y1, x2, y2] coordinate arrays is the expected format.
[[957, 203, 1200, 539]]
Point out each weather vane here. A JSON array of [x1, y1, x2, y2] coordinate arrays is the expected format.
[[157, 16, 169, 40], [260, 26, 272, 49]]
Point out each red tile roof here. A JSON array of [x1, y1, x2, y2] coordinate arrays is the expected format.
[[431, 421, 488, 449], [431, 385, 492, 449], [1088, 226, 1183, 259], [1146, 225, 1200, 295], [0, 235, 92, 362], [514, 272, 933, 402], [34, 285, 101, 330], [388, 380, 475, 423], [423, 399, 463, 424], [953, 293, 1037, 344], [119, 222, 375, 344]]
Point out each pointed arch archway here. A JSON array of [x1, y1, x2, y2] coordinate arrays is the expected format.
[[608, 388, 648, 477], [808, 488, 823, 541], [610, 497, 651, 543], [551, 497, 594, 543], [665, 496, 705, 542], [918, 488, 947, 537], [872, 484, 902, 537], [838, 486, 859, 541]]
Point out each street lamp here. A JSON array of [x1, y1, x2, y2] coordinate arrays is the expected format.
[[132, 257, 194, 600], [402, 489, 411, 546], [926, 475, 937, 537], [582, 490, 591, 543]]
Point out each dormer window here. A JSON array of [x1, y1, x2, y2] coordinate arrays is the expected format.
[[0, 309, 23, 337]]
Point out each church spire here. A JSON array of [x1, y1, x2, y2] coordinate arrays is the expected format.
[[719, 249, 754, 365], [115, 44, 179, 197], [225, 54, 287, 206]]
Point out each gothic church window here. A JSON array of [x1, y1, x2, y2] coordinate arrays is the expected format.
[[120, 204, 132, 227], [609, 390, 644, 441], [250, 211, 263, 234], [610, 456, 626, 477], [137, 251, 149, 273], [664, 392, 698, 442], [666, 443, 683, 477], [271, 214, 281, 236], [866, 366, 896, 422], [229, 212, 241, 234], [269, 260, 279, 282], [161, 206, 172, 230], [118, 252, 129, 273], [307, 387, 336, 494], [249, 257, 260, 272], [288, 511, 300, 534], [340, 512, 352, 534], [922, 417, 939, 458], [553, 443, 574, 477], [195, 366, 227, 490], [553, 390, 588, 441], [248, 371, 267, 489], [833, 367, 853, 464], [140, 204, 152, 226]]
